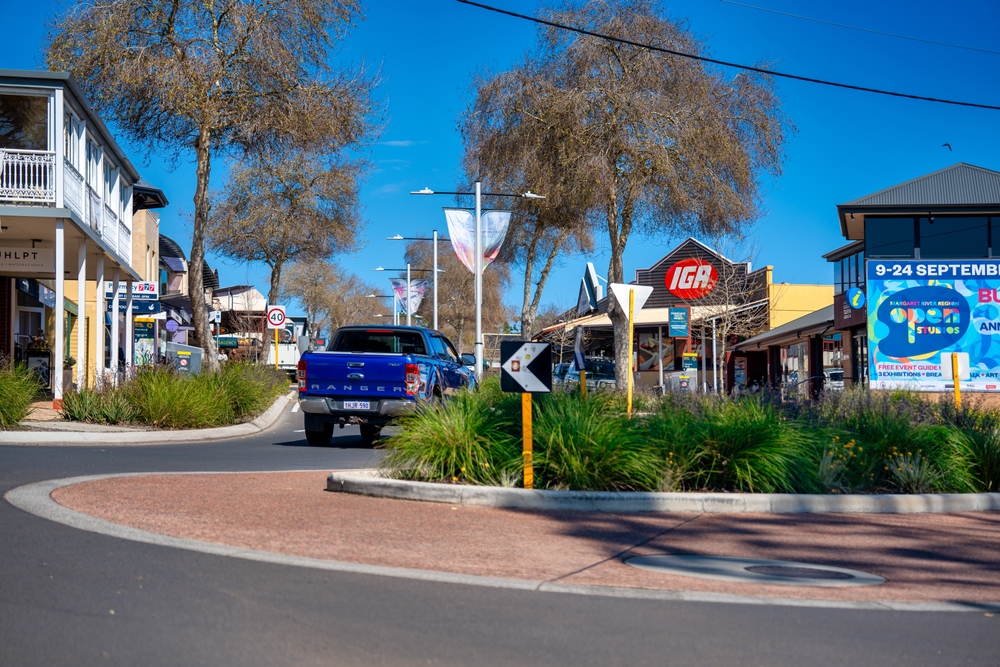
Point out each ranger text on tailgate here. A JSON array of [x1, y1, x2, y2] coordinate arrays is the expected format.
[[296, 326, 476, 445]]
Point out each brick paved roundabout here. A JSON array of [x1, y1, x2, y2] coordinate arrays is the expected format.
[[9, 470, 1000, 612]]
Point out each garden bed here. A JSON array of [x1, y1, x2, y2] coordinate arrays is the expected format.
[[378, 378, 1000, 495]]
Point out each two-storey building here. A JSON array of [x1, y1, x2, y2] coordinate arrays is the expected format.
[[0, 69, 166, 406]]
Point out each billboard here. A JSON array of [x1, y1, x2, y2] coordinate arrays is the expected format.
[[867, 259, 1000, 391]]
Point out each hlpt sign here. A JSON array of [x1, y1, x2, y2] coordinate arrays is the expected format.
[[868, 259, 1000, 391]]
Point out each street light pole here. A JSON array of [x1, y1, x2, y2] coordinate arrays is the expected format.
[[474, 181, 483, 377], [433, 229, 438, 330], [406, 263, 412, 326], [410, 184, 544, 382]]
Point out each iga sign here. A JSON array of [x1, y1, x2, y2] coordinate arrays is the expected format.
[[867, 259, 1000, 391], [664, 258, 717, 299]]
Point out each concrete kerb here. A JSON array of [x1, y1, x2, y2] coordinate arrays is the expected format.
[[327, 470, 1000, 514], [0, 391, 295, 445]]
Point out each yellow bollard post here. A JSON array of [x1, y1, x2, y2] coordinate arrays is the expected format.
[[580, 368, 586, 398], [522, 392, 533, 489], [274, 328, 279, 370], [627, 289, 635, 418], [952, 351, 961, 409]]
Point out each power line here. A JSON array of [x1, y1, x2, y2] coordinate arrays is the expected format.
[[456, 0, 1000, 112], [720, 0, 1000, 57]]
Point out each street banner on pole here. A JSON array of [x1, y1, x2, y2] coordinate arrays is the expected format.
[[573, 325, 586, 371], [389, 278, 430, 317], [443, 208, 511, 273]]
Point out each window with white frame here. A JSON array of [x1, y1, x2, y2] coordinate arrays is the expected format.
[[85, 137, 100, 189], [63, 113, 80, 170]]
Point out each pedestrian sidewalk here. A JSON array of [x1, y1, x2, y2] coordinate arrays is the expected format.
[[45, 470, 1000, 609]]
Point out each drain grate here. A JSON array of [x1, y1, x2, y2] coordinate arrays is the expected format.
[[625, 555, 885, 587], [744, 565, 855, 580]]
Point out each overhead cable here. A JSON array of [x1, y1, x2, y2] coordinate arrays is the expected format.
[[456, 0, 1000, 112], [719, 0, 1000, 57]]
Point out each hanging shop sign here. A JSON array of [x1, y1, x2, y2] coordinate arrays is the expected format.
[[105, 281, 159, 300], [668, 307, 689, 337], [0, 247, 54, 272], [867, 259, 1000, 391], [108, 300, 161, 314], [664, 258, 717, 300]]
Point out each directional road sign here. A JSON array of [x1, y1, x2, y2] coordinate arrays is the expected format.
[[500, 341, 551, 393], [266, 305, 287, 329]]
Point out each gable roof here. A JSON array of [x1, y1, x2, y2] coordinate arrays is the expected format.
[[639, 237, 737, 275], [843, 163, 1000, 208]]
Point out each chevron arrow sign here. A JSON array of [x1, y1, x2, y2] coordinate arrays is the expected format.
[[500, 342, 552, 393]]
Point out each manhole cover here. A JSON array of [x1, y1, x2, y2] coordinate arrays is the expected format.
[[744, 565, 855, 580], [625, 555, 885, 587]]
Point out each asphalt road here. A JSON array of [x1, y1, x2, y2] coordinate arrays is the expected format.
[[2, 405, 998, 667]]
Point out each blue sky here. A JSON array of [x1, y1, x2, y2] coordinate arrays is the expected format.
[[4, 0, 999, 318]]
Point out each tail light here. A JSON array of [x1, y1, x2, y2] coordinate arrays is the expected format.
[[405, 363, 420, 396], [297, 359, 307, 392]]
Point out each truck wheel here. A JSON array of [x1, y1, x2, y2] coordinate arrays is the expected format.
[[305, 423, 333, 446], [359, 424, 381, 444]]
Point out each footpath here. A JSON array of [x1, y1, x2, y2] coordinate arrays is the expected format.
[[4, 396, 999, 612]]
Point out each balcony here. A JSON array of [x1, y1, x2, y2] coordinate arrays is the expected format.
[[1, 149, 133, 264], [0, 149, 55, 203]]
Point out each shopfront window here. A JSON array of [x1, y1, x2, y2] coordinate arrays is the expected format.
[[637, 329, 674, 372], [852, 333, 868, 387], [919, 216, 988, 259], [822, 333, 844, 391], [834, 250, 865, 294], [781, 341, 809, 399], [865, 217, 915, 259]]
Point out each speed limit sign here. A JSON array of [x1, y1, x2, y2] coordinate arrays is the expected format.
[[266, 305, 287, 329]]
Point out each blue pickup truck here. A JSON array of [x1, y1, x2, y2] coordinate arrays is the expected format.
[[296, 325, 476, 445]]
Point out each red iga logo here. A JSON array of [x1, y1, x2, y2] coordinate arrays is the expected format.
[[665, 258, 718, 299]]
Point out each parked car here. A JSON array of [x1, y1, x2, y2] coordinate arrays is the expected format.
[[552, 362, 572, 386], [824, 368, 845, 391], [297, 326, 475, 446], [564, 358, 616, 391]]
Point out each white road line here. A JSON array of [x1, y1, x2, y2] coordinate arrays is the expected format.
[[291, 403, 300, 413], [7, 473, 1000, 614]]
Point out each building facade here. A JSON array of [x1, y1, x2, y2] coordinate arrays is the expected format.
[[0, 69, 165, 405]]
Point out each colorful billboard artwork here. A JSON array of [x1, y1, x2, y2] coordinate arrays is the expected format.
[[867, 259, 1000, 391]]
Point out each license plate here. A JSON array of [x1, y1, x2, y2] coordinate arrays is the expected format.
[[343, 401, 370, 410]]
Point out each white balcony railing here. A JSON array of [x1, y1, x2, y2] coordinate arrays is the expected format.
[[64, 160, 84, 220], [119, 221, 132, 265], [0, 149, 55, 203]]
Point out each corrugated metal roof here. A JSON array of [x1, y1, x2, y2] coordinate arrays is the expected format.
[[843, 163, 1000, 207]]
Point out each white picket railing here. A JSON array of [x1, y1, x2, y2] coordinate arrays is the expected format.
[[0, 149, 55, 203]]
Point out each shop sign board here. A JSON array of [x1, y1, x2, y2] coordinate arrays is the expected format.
[[108, 300, 161, 314], [668, 307, 689, 337], [105, 281, 158, 300], [0, 248, 54, 272], [682, 352, 698, 371], [867, 259, 1000, 391], [134, 318, 156, 366], [834, 290, 867, 330], [664, 258, 717, 300]]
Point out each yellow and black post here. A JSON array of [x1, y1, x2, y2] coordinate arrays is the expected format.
[[522, 392, 533, 489], [952, 351, 962, 409], [627, 289, 635, 418]]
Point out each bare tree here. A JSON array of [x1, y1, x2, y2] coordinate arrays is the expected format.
[[403, 240, 512, 354], [280, 259, 384, 336], [695, 241, 772, 393], [208, 148, 365, 303], [482, 0, 788, 388], [47, 0, 379, 368]]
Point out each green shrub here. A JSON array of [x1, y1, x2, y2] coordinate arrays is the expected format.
[[380, 386, 522, 486], [0, 360, 39, 429], [531, 390, 662, 491], [62, 363, 288, 429]]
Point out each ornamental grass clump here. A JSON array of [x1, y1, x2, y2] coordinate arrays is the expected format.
[[380, 379, 522, 486], [531, 390, 661, 491], [0, 359, 39, 429]]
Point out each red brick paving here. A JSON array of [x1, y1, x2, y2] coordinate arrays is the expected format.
[[52, 471, 1000, 604]]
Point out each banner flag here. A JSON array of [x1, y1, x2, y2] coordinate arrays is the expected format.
[[443, 208, 511, 274], [389, 278, 430, 316], [574, 325, 586, 371]]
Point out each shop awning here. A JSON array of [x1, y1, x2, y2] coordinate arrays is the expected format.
[[734, 305, 835, 351]]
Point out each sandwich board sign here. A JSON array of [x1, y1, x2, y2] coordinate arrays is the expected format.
[[500, 342, 552, 393]]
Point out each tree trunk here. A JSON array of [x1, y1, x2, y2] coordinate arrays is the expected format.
[[268, 259, 284, 305], [190, 128, 218, 371]]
